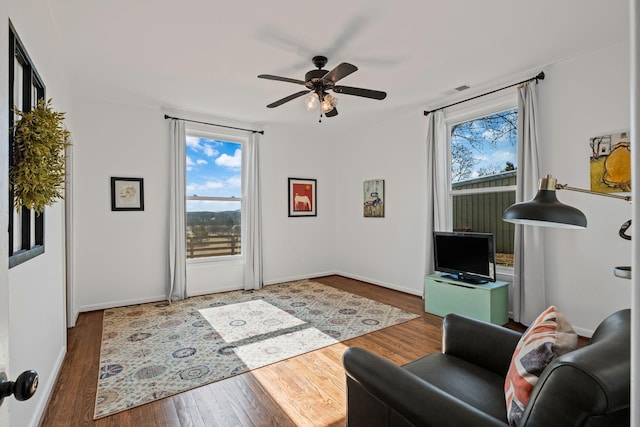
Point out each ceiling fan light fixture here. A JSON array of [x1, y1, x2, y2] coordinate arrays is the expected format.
[[305, 93, 319, 110], [321, 93, 338, 113], [258, 56, 386, 118]]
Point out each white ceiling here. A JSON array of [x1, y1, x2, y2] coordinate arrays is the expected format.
[[47, 0, 629, 129]]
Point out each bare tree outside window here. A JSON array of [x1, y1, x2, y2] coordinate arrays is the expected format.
[[451, 109, 518, 182], [450, 108, 518, 267]]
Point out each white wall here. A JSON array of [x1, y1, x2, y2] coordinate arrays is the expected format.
[[333, 42, 632, 335], [6, 2, 73, 426], [539, 42, 632, 335], [1, 3, 632, 426], [0, 0, 10, 424], [72, 102, 339, 309], [335, 109, 429, 295], [72, 97, 170, 311], [71, 40, 632, 338], [260, 124, 337, 284]]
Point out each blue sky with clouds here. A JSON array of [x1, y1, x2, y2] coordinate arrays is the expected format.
[[186, 136, 242, 212], [451, 110, 517, 183], [467, 140, 517, 176]]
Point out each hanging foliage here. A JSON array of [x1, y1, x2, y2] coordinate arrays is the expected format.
[[10, 98, 71, 214]]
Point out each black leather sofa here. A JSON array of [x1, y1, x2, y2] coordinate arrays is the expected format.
[[343, 309, 630, 427]]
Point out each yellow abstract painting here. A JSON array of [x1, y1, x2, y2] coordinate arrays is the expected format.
[[589, 132, 631, 193]]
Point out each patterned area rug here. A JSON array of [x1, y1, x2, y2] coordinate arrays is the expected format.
[[94, 280, 418, 419]]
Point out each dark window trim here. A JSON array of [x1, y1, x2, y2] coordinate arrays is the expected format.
[[8, 21, 46, 268]]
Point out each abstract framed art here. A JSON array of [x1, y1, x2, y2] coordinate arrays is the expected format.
[[589, 131, 631, 193], [111, 177, 144, 211], [288, 178, 316, 217]]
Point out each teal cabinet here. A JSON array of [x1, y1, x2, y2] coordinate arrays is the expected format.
[[424, 274, 509, 325]]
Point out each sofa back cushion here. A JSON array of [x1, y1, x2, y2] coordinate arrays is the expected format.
[[504, 306, 578, 426]]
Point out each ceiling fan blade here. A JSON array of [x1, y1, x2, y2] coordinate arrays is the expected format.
[[258, 74, 307, 85], [322, 63, 358, 84], [266, 90, 310, 108], [333, 85, 387, 100], [325, 107, 338, 117]]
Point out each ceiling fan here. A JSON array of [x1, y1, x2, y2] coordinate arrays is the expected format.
[[258, 56, 387, 118]]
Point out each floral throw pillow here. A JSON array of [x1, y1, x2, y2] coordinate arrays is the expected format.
[[504, 306, 578, 426]]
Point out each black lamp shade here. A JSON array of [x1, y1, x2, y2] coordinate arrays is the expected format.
[[503, 189, 587, 229]]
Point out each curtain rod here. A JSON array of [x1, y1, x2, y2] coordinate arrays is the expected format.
[[163, 114, 264, 135], [423, 71, 545, 117]]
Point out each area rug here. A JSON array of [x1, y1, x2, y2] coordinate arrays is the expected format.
[[94, 280, 418, 419]]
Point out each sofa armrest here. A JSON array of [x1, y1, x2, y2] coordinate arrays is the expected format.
[[442, 313, 522, 377], [343, 347, 507, 427]]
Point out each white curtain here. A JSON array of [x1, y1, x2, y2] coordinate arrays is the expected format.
[[425, 110, 450, 275], [169, 119, 187, 302], [512, 81, 546, 324], [243, 132, 263, 290]]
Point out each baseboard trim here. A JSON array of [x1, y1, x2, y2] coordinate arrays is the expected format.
[[188, 285, 243, 297], [76, 273, 598, 340], [78, 272, 423, 312], [333, 271, 423, 297], [32, 344, 66, 427], [67, 307, 79, 328], [78, 294, 167, 313], [263, 271, 337, 286], [573, 326, 595, 339]]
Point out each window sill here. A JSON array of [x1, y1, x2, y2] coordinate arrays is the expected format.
[[9, 245, 45, 269], [187, 255, 244, 265], [496, 265, 514, 280]]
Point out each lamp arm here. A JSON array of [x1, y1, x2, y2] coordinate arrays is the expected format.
[[556, 184, 632, 203]]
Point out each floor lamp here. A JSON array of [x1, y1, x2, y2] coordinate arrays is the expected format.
[[503, 174, 632, 278]]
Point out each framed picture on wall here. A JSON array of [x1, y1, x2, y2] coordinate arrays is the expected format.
[[288, 178, 317, 217], [589, 131, 631, 193], [111, 177, 144, 211], [363, 179, 385, 218]]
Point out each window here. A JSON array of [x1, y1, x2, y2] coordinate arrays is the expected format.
[[448, 108, 517, 268], [185, 130, 244, 260], [9, 23, 46, 268]]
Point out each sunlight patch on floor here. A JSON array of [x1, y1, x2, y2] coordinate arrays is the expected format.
[[199, 299, 306, 341], [250, 342, 350, 427], [199, 299, 339, 369]]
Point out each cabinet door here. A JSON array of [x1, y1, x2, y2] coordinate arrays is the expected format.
[[425, 279, 491, 321]]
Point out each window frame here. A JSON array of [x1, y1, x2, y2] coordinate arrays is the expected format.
[[443, 92, 518, 276], [185, 126, 247, 264], [9, 22, 46, 268]]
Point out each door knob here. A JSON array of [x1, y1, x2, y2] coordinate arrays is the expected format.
[[0, 370, 38, 406]]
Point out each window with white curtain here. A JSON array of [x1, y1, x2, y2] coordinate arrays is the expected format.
[[446, 102, 518, 269], [185, 128, 246, 260]]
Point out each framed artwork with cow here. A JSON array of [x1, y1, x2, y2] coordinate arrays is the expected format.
[[288, 178, 317, 217]]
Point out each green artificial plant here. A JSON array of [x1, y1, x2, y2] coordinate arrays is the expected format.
[[10, 98, 71, 214]]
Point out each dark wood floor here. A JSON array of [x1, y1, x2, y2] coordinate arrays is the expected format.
[[38, 275, 499, 426]]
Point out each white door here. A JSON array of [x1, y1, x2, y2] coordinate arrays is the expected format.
[[0, 1, 10, 426], [1, 2, 11, 424], [0, 260, 9, 427]]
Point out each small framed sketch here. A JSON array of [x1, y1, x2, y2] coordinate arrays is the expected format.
[[111, 177, 144, 211], [364, 179, 384, 218], [288, 178, 316, 217]]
